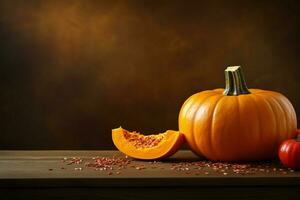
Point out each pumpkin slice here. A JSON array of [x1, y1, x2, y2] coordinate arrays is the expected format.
[[112, 127, 184, 160]]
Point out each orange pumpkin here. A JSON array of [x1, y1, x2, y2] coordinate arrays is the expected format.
[[112, 127, 184, 160], [178, 66, 297, 161]]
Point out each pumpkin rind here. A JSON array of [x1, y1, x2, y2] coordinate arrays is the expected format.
[[179, 66, 297, 161]]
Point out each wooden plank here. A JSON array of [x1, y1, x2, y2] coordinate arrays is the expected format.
[[0, 150, 299, 188]]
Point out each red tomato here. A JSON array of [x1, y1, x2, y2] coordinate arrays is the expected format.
[[278, 131, 300, 170]]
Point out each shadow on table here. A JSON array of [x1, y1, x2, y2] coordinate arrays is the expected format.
[[162, 151, 206, 163]]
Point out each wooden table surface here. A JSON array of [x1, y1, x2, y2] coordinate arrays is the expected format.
[[1, 150, 299, 200]]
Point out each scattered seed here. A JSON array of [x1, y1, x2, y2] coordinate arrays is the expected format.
[[61, 154, 292, 177]]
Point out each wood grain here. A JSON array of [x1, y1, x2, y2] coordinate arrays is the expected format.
[[0, 150, 299, 199]]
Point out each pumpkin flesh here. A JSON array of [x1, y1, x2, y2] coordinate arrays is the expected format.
[[112, 127, 184, 160]]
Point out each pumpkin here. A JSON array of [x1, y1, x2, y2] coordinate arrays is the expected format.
[[178, 66, 297, 161], [278, 131, 300, 169], [112, 127, 184, 160]]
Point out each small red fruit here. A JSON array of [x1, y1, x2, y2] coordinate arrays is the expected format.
[[278, 130, 300, 170]]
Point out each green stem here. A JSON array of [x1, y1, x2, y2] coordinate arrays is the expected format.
[[223, 66, 251, 96], [297, 134, 300, 142]]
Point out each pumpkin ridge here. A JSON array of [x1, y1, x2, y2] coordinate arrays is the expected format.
[[285, 97, 298, 135], [207, 94, 224, 160], [271, 93, 297, 138], [180, 91, 212, 123], [210, 95, 229, 160], [191, 93, 216, 156], [193, 93, 220, 158], [268, 95, 288, 141], [180, 93, 201, 153], [234, 95, 241, 159], [251, 95, 264, 145], [253, 93, 279, 157], [268, 92, 297, 138], [270, 95, 287, 145], [180, 95, 197, 118], [248, 94, 263, 153], [255, 93, 279, 154]]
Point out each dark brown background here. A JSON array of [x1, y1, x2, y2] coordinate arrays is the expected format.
[[0, 0, 299, 149]]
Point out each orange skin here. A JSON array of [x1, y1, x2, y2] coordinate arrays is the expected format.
[[112, 127, 185, 160], [178, 89, 297, 161]]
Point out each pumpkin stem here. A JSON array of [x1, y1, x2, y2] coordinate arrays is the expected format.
[[297, 134, 300, 142], [223, 66, 251, 96]]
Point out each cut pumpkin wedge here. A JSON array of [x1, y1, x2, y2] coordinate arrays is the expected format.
[[112, 127, 185, 160]]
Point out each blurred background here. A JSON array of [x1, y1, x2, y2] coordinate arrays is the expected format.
[[0, 0, 299, 149]]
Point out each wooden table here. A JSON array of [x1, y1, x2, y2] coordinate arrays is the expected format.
[[0, 150, 299, 200]]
